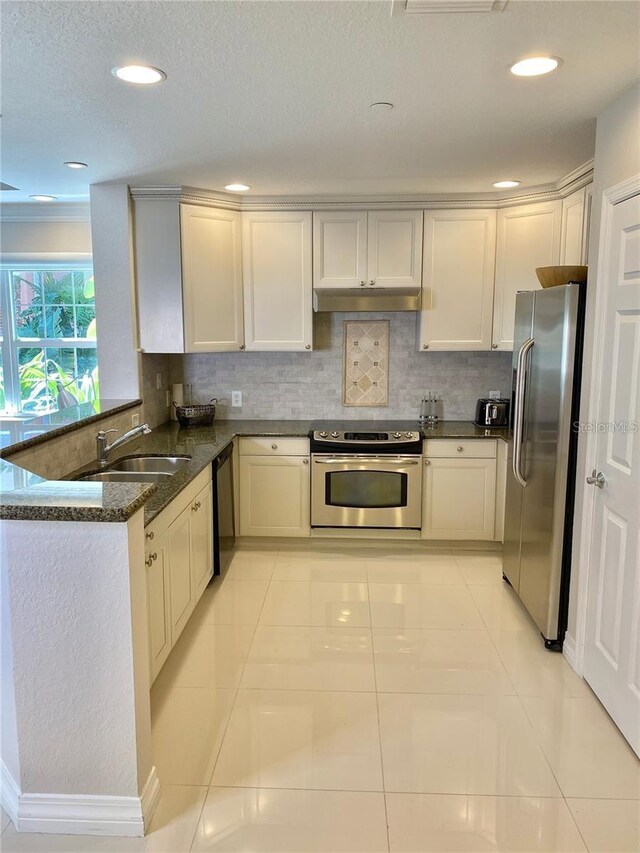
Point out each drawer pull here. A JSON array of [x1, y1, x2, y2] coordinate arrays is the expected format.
[[303, 458, 309, 465], [145, 552, 158, 567], [457, 446, 464, 452], [424, 459, 430, 465], [192, 501, 201, 512], [271, 443, 278, 450], [145, 531, 154, 540]]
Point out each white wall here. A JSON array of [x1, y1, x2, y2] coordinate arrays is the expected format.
[[0, 203, 91, 257], [567, 82, 640, 655]]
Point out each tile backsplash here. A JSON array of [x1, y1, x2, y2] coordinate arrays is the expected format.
[[181, 312, 513, 421]]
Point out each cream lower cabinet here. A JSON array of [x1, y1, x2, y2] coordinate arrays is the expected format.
[[145, 469, 213, 682], [422, 440, 497, 540], [239, 437, 310, 536]]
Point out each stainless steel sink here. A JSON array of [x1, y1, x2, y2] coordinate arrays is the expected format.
[[107, 456, 190, 474], [80, 470, 174, 483]]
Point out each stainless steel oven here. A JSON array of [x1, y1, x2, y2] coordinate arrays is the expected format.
[[310, 427, 422, 529]]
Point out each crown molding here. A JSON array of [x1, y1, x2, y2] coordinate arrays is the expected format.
[[0, 202, 91, 223], [129, 159, 594, 212]]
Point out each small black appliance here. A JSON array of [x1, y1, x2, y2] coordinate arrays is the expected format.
[[474, 398, 510, 428]]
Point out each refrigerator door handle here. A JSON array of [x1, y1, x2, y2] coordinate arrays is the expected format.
[[512, 336, 535, 488]]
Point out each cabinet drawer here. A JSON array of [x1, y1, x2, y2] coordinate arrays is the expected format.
[[423, 439, 497, 459], [145, 466, 211, 537], [239, 437, 310, 456]]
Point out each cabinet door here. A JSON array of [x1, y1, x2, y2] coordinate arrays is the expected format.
[[242, 211, 313, 351], [240, 456, 310, 537], [559, 187, 586, 266], [419, 210, 496, 351], [181, 205, 244, 352], [422, 457, 497, 540], [313, 211, 367, 289], [367, 211, 423, 289], [167, 508, 196, 645], [191, 480, 214, 602], [492, 201, 561, 350], [145, 533, 171, 683]]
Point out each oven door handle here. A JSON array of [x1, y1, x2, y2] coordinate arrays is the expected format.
[[313, 457, 420, 466]]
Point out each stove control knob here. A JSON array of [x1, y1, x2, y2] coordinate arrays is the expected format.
[[331, 431, 339, 438], [405, 432, 413, 438], [319, 431, 328, 438], [393, 432, 401, 438]]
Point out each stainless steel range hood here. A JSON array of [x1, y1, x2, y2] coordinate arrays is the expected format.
[[313, 287, 421, 312]]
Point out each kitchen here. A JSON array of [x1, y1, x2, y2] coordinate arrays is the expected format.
[[1, 1, 639, 851]]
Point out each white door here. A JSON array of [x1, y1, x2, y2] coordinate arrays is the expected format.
[[492, 200, 561, 350], [191, 481, 214, 601], [367, 210, 423, 289], [422, 456, 497, 541], [242, 211, 313, 351], [145, 530, 171, 683], [419, 210, 496, 351], [313, 211, 367, 289], [240, 455, 311, 537], [559, 187, 586, 266], [167, 508, 195, 645], [180, 205, 244, 352], [583, 189, 640, 756]]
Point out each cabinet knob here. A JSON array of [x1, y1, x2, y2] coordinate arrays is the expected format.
[[302, 458, 309, 465], [369, 279, 375, 286], [192, 501, 201, 511], [305, 344, 311, 350], [424, 459, 430, 465], [271, 443, 278, 450], [145, 556, 153, 567], [145, 531, 154, 540], [491, 344, 498, 349], [239, 344, 245, 350], [145, 552, 157, 567], [360, 280, 366, 287], [423, 344, 429, 350], [457, 446, 464, 452]]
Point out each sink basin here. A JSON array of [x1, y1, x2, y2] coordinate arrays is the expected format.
[[107, 456, 191, 474], [79, 471, 173, 483]]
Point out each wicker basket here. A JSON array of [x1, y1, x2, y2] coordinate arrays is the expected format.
[[173, 398, 217, 427]]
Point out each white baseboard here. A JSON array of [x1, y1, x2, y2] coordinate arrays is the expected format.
[[0, 762, 160, 837], [563, 632, 579, 673]]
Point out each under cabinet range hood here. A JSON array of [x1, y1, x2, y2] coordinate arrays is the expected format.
[[313, 286, 421, 312]]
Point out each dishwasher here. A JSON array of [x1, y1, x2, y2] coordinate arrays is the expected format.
[[212, 442, 235, 576]]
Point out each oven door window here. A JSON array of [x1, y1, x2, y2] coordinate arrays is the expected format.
[[325, 469, 407, 509]]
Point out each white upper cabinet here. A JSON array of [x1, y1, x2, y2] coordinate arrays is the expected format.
[[313, 211, 367, 289], [242, 211, 313, 351], [492, 200, 562, 350], [419, 210, 496, 351], [367, 210, 423, 289], [559, 187, 587, 266], [180, 205, 244, 352]]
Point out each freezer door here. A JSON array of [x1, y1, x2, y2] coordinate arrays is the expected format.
[[518, 285, 581, 640], [502, 291, 535, 591]]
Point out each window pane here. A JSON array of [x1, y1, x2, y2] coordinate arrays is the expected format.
[[75, 304, 96, 338], [13, 272, 45, 338], [73, 270, 94, 305], [17, 348, 56, 414], [42, 270, 75, 305], [0, 351, 5, 412]]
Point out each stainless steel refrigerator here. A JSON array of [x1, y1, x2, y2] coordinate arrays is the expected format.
[[503, 284, 585, 650]]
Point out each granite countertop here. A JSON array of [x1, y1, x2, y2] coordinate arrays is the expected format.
[[1, 418, 509, 524]]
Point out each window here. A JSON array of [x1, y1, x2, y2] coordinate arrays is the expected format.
[[0, 263, 98, 416]]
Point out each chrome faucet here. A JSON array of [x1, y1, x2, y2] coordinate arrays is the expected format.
[[96, 423, 152, 466]]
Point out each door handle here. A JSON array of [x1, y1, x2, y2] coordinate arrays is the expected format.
[[586, 469, 606, 489], [512, 337, 534, 488]]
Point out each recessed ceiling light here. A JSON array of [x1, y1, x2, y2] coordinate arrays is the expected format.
[[64, 161, 88, 169], [112, 64, 166, 84], [510, 56, 561, 77], [493, 180, 521, 188], [29, 194, 57, 201], [225, 183, 250, 192], [369, 102, 394, 112]]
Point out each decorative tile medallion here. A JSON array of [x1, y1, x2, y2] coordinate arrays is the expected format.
[[343, 320, 389, 407]]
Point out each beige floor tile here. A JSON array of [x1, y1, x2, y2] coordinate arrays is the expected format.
[[272, 551, 368, 582], [367, 554, 464, 585], [211, 689, 383, 791], [386, 793, 586, 852], [373, 628, 515, 695], [520, 694, 640, 799], [259, 581, 370, 627], [491, 629, 592, 698], [369, 583, 484, 629], [192, 787, 389, 852], [468, 583, 535, 631], [378, 692, 561, 795], [224, 549, 278, 581], [153, 621, 255, 690], [454, 550, 505, 586], [241, 625, 375, 691], [196, 578, 269, 625], [151, 686, 236, 785], [0, 785, 207, 852], [567, 798, 640, 852]]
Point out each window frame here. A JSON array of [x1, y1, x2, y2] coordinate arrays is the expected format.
[[0, 260, 96, 415]]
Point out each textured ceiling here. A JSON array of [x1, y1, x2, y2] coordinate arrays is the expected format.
[[1, 0, 639, 202]]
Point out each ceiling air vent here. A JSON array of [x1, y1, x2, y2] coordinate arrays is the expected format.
[[391, 0, 507, 14]]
